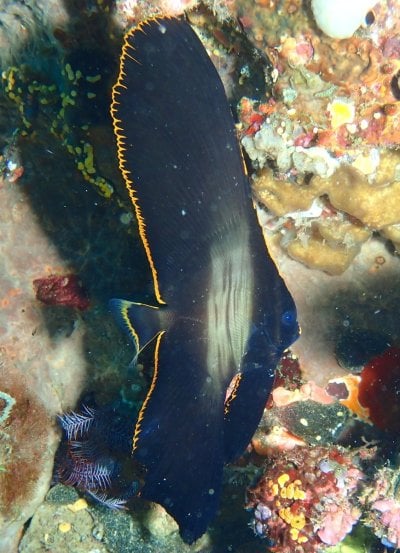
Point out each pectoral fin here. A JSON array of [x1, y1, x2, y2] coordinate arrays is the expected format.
[[109, 299, 170, 355], [223, 326, 277, 463], [223, 367, 275, 463]]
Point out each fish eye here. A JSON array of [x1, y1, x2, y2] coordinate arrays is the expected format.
[[281, 310, 296, 326]]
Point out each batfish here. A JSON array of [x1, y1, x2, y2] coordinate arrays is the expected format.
[[110, 16, 299, 543]]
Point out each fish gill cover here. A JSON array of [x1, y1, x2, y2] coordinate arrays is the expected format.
[[110, 16, 298, 544]]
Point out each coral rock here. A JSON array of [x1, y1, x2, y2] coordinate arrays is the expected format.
[[287, 236, 362, 275], [0, 176, 87, 552], [312, 164, 400, 229]]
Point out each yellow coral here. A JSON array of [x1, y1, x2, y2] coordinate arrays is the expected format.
[[277, 473, 290, 487], [58, 521, 71, 533], [328, 98, 355, 129], [67, 498, 88, 512], [298, 535, 309, 544], [285, 482, 294, 499], [294, 487, 306, 500], [278, 507, 306, 530], [279, 507, 292, 523], [287, 236, 361, 275], [351, 152, 378, 175], [252, 153, 400, 273], [291, 513, 306, 530]]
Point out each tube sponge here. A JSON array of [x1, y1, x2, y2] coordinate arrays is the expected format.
[[311, 0, 377, 39]]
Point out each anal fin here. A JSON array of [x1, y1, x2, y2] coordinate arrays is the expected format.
[[133, 320, 226, 543]]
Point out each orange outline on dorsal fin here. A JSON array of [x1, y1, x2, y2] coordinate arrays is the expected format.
[[110, 17, 178, 306]]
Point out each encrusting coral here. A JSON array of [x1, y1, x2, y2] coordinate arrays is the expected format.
[[236, 0, 400, 274], [361, 465, 400, 549], [252, 153, 400, 274], [247, 445, 364, 552]]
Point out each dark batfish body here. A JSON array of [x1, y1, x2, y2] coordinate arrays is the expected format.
[[111, 17, 298, 543]]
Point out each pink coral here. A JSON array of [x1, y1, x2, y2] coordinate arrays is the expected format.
[[317, 503, 361, 545], [356, 466, 400, 548], [372, 499, 400, 548]]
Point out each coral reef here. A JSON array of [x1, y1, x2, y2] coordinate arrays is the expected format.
[[113, 0, 234, 28], [1, 1, 400, 552], [361, 466, 400, 549], [0, 68, 140, 553], [2, 49, 116, 201], [246, 338, 400, 552], [247, 446, 364, 552], [236, 0, 400, 274]]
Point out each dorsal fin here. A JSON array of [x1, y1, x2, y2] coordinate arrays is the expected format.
[[111, 17, 251, 306]]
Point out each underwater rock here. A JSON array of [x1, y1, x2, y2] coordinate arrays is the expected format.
[[0, 175, 87, 551], [275, 401, 350, 446], [263, 233, 400, 387], [381, 222, 400, 252], [142, 503, 179, 539], [0, 0, 68, 69], [335, 328, 391, 372], [20, 484, 210, 553], [18, 490, 109, 553]]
